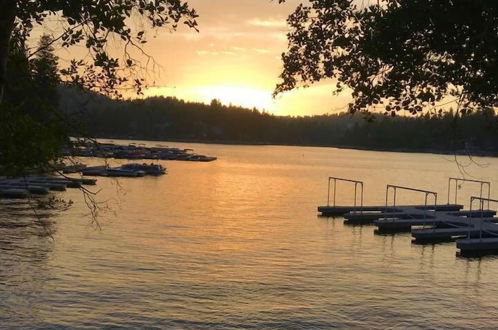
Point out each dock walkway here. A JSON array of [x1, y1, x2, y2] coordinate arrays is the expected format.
[[319, 203, 498, 255], [318, 177, 498, 256]]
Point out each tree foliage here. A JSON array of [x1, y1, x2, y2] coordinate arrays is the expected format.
[[276, 0, 498, 115], [0, 34, 66, 176], [0, 0, 198, 101], [0, 0, 198, 175]]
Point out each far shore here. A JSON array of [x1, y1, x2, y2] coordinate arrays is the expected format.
[[87, 136, 498, 159]]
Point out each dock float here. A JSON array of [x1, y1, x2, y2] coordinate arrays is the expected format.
[[412, 221, 498, 243], [374, 209, 496, 232], [457, 238, 498, 256], [318, 176, 498, 257], [319, 204, 463, 217], [0, 175, 98, 200]]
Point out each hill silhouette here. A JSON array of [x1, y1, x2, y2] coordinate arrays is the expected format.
[[59, 88, 498, 156]]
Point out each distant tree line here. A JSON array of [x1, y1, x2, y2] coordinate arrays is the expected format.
[[60, 90, 498, 155]]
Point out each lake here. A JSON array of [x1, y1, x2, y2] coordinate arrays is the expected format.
[[2, 142, 498, 329]]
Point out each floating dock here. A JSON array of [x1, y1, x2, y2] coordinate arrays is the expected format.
[[457, 238, 498, 257], [319, 204, 463, 217], [319, 176, 498, 257], [0, 176, 97, 199]]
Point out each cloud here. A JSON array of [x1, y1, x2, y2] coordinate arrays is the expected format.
[[197, 49, 239, 56], [253, 48, 271, 54], [231, 46, 246, 52], [248, 18, 287, 28], [138, 0, 354, 115], [197, 50, 219, 56]]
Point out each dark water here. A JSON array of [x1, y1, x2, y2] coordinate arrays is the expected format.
[[2, 142, 498, 329]]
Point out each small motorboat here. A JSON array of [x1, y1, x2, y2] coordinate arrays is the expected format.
[[107, 167, 146, 177], [0, 184, 50, 195], [62, 163, 87, 174], [121, 163, 166, 176], [0, 188, 29, 199], [186, 155, 218, 162], [82, 166, 109, 177]]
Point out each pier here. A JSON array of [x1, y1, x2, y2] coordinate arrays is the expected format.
[[318, 177, 498, 257]]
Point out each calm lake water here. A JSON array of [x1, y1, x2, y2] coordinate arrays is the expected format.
[[2, 142, 498, 329]]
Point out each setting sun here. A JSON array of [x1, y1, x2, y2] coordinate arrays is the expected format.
[[195, 86, 273, 110], [144, 85, 272, 111], [133, 0, 353, 116]]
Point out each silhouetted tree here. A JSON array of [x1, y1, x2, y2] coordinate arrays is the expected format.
[[276, 0, 498, 115], [0, 0, 198, 175], [0, 33, 65, 175], [0, 0, 198, 102], [32, 35, 59, 109]]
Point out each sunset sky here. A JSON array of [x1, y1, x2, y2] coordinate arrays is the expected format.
[[139, 0, 353, 116]]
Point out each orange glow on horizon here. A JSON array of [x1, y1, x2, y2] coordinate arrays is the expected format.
[[145, 85, 273, 111], [144, 82, 353, 117], [36, 0, 355, 116], [129, 0, 358, 116]]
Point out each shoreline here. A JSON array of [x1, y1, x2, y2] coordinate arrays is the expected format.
[[88, 136, 498, 158]]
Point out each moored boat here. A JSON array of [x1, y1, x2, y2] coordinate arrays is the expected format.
[[186, 155, 218, 162], [63, 163, 87, 174], [121, 163, 166, 176], [107, 167, 146, 177], [82, 166, 109, 177], [0, 188, 29, 199]]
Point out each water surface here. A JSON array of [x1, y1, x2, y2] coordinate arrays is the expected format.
[[1, 143, 498, 329]]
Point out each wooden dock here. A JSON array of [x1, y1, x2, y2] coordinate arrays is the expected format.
[[319, 177, 498, 257]]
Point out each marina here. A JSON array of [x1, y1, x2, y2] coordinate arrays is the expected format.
[[0, 162, 166, 200], [68, 141, 217, 162], [1, 1, 497, 327], [318, 176, 498, 257]]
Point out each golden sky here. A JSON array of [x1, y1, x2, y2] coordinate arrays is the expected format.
[[141, 0, 353, 116]]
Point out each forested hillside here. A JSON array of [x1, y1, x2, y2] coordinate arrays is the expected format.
[[60, 89, 498, 155]]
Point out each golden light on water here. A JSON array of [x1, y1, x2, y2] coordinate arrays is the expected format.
[[6, 142, 498, 328]]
